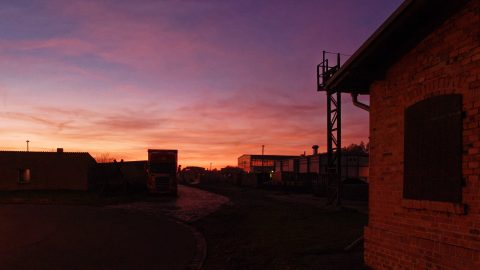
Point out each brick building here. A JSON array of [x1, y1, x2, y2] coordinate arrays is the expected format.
[[0, 150, 96, 191], [325, 0, 479, 269]]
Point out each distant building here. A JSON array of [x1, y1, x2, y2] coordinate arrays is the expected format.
[[275, 153, 369, 181], [91, 160, 148, 191], [324, 0, 479, 268], [119, 161, 148, 187], [237, 154, 298, 173], [0, 149, 96, 191]]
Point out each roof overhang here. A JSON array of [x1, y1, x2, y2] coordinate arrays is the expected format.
[[325, 0, 470, 94]]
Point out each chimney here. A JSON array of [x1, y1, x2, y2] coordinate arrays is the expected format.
[[57, 148, 64, 153], [312, 145, 319, 155]]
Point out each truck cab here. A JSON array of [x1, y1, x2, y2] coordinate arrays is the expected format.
[[147, 149, 178, 195]]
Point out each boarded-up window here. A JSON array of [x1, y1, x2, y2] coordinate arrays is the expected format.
[[404, 94, 462, 203]]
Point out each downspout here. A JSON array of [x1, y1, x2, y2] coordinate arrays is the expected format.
[[351, 93, 370, 112], [344, 93, 369, 249]]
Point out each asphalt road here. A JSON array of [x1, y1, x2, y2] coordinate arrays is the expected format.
[[0, 204, 196, 270]]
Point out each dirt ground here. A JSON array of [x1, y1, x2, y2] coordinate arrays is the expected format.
[[192, 183, 369, 270]]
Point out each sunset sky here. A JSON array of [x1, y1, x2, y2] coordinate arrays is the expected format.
[[0, 0, 402, 168]]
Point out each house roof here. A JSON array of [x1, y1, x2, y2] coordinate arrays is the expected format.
[[0, 151, 96, 164], [325, 0, 470, 94]]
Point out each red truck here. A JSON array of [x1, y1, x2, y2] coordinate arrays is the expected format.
[[147, 149, 178, 195]]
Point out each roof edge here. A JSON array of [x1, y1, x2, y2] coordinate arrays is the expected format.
[[325, 0, 470, 93], [325, 0, 414, 92]]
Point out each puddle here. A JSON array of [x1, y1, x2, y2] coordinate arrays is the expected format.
[[106, 185, 230, 222]]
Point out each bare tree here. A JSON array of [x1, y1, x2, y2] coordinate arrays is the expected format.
[[95, 153, 116, 163], [343, 141, 369, 155]]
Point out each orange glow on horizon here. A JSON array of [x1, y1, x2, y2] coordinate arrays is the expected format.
[[0, 1, 398, 168]]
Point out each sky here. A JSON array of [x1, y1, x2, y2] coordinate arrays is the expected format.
[[0, 0, 403, 168]]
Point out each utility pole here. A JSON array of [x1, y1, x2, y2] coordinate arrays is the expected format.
[[26, 140, 30, 152], [210, 162, 212, 171], [261, 145, 265, 173]]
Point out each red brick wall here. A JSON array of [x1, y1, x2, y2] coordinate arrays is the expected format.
[[365, 1, 480, 269]]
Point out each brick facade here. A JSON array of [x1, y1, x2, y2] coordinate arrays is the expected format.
[[365, 1, 480, 269]]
